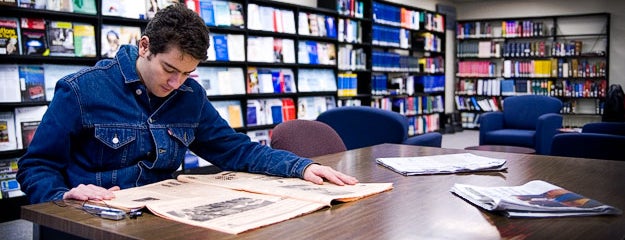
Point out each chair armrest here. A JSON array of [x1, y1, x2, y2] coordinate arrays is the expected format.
[[535, 113, 563, 155], [403, 132, 442, 147], [478, 111, 504, 145]]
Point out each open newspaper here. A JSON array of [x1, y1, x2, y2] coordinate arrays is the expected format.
[[103, 171, 393, 234], [376, 153, 507, 176], [450, 180, 622, 217]]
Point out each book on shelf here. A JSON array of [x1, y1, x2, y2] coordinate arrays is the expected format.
[[191, 66, 244, 96], [0, 64, 21, 103], [72, 23, 96, 57], [14, 105, 47, 149], [20, 18, 48, 56], [0, 0, 17, 7], [376, 153, 507, 176], [246, 129, 270, 146], [212, 0, 230, 27], [451, 180, 622, 218], [212, 34, 229, 61], [297, 69, 337, 92], [101, 0, 147, 19], [211, 100, 243, 128], [47, 20, 74, 56], [18, 65, 46, 102], [0, 158, 24, 199], [0, 17, 21, 55], [43, 64, 87, 101], [297, 96, 335, 120], [102, 171, 392, 234], [0, 111, 17, 151], [46, 0, 73, 12], [198, 0, 215, 26], [228, 2, 244, 28], [72, 0, 96, 14], [18, 0, 46, 9], [101, 25, 141, 58]]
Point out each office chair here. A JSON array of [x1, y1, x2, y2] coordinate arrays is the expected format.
[[479, 95, 562, 155], [551, 132, 625, 161], [270, 119, 347, 158], [316, 106, 442, 150]]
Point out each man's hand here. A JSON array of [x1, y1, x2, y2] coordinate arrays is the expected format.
[[63, 184, 120, 201], [303, 164, 358, 186]]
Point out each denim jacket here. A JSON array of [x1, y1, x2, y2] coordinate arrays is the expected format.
[[17, 45, 314, 204]]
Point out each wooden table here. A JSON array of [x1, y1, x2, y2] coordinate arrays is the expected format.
[[22, 144, 625, 239], [465, 145, 536, 154]]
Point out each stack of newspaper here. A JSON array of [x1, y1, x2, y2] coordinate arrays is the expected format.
[[375, 153, 507, 176], [451, 180, 622, 217]]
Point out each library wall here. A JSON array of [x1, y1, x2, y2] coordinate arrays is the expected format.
[[455, 0, 625, 88]]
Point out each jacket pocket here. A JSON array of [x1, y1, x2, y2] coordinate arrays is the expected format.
[[168, 127, 195, 147], [95, 126, 137, 149]]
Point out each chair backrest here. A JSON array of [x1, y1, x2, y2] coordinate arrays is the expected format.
[[316, 106, 408, 150], [582, 122, 625, 136], [551, 133, 625, 161], [270, 119, 347, 158], [503, 95, 562, 129]]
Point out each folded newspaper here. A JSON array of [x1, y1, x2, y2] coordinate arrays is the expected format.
[[451, 180, 622, 217], [376, 153, 507, 175]]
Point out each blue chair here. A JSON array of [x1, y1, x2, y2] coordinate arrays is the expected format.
[[581, 122, 625, 136], [270, 119, 347, 158], [316, 106, 442, 150], [479, 95, 562, 155], [551, 133, 625, 161]]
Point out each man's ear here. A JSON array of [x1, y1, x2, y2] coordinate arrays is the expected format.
[[138, 36, 150, 56]]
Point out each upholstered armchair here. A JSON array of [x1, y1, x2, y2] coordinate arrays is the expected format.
[[316, 106, 442, 150], [479, 95, 562, 155]]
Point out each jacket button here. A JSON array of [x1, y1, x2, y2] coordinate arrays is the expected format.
[[136, 89, 142, 95], [112, 137, 119, 144]]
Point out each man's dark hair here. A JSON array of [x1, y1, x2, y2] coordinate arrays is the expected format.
[[143, 3, 210, 61]]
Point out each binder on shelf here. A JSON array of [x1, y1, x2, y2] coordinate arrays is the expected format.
[[18, 65, 46, 102]]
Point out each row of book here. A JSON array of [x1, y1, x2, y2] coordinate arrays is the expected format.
[[372, 24, 411, 49], [247, 3, 296, 34], [454, 95, 501, 112], [456, 78, 502, 96], [371, 50, 420, 72], [456, 60, 497, 77], [191, 0, 244, 28], [0, 64, 88, 103], [4, 0, 96, 14], [337, 18, 363, 44], [297, 41, 337, 65], [460, 112, 480, 129], [371, 1, 444, 33], [0, 17, 96, 57], [456, 78, 607, 98], [561, 99, 604, 115], [297, 69, 337, 93], [456, 41, 502, 58], [207, 34, 244, 62], [246, 98, 296, 127], [502, 59, 607, 78], [504, 79, 608, 98], [0, 158, 24, 199], [416, 32, 443, 53], [191, 67, 245, 96], [298, 12, 336, 38], [372, 1, 421, 30], [456, 20, 547, 39], [337, 45, 367, 71], [372, 95, 444, 116], [419, 57, 445, 74], [407, 113, 440, 135], [337, 72, 358, 97], [336, 0, 365, 18], [246, 68, 296, 94], [0, 105, 47, 151]]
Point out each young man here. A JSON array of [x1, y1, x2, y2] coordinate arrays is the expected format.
[[17, 4, 357, 204]]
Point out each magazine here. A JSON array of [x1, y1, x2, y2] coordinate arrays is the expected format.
[[104, 171, 392, 234], [450, 180, 622, 218], [376, 153, 507, 176]]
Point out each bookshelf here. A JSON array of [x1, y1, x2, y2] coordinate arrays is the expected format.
[[454, 13, 610, 129], [319, 0, 447, 136]]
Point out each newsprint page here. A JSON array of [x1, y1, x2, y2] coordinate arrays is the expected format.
[[104, 171, 393, 234]]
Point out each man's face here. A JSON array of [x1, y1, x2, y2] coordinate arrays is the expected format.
[[137, 36, 199, 97]]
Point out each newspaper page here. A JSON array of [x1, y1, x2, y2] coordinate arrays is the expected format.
[[177, 171, 394, 205], [376, 153, 507, 176], [451, 180, 622, 217]]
